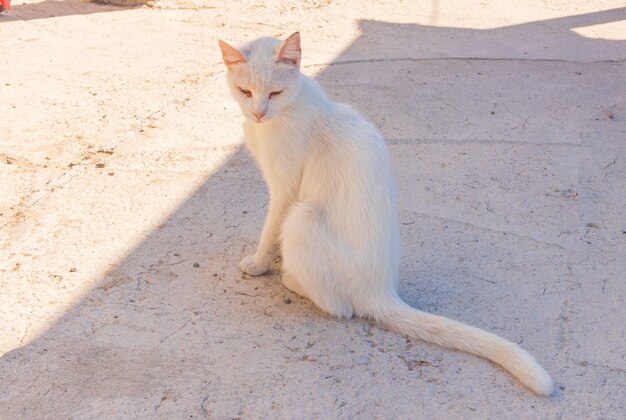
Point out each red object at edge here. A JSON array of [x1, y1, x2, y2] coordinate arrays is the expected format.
[[0, 0, 10, 11]]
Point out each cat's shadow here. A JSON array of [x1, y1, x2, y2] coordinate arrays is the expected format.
[[2, 8, 625, 415]]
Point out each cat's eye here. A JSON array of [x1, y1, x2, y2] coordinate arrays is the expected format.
[[269, 91, 283, 98], [238, 87, 252, 98]]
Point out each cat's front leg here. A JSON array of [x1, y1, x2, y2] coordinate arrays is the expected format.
[[240, 192, 290, 276]]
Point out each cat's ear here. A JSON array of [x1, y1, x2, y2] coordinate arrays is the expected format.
[[275, 32, 301, 67], [218, 40, 246, 67]]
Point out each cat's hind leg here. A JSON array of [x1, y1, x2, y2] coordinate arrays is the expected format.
[[280, 202, 353, 319], [282, 273, 309, 299]]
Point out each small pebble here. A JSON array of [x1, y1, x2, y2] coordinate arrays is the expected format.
[[96, 161, 105, 168], [69, 267, 77, 273], [283, 297, 292, 304], [193, 262, 200, 268], [108, 172, 114, 176]]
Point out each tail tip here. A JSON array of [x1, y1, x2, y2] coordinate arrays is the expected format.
[[529, 369, 555, 396]]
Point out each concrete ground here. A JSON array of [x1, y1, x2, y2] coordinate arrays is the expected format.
[[1, 0, 625, 418]]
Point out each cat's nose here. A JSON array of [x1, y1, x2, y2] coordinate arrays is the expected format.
[[252, 111, 266, 120]]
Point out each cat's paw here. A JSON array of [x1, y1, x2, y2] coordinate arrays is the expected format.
[[239, 255, 270, 276]]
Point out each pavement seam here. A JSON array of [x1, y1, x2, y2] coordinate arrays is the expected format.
[[305, 57, 626, 67]]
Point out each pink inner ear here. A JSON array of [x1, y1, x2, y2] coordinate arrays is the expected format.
[[219, 40, 246, 66], [275, 32, 301, 66]]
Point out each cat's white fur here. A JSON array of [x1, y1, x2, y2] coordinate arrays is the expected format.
[[218, 32, 554, 396]]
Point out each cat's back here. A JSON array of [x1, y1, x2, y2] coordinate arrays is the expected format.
[[317, 96, 393, 180], [302, 84, 397, 221]]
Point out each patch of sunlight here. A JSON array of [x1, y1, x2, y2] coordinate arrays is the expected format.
[[572, 20, 626, 41], [0, 127, 240, 356]]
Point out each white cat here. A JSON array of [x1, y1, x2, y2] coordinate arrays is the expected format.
[[218, 32, 554, 395]]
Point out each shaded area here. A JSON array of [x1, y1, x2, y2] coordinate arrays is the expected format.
[[334, 8, 626, 63], [0, 0, 144, 22], [1, 8, 625, 418]]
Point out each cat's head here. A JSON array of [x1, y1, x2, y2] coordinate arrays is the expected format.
[[218, 32, 302, 123]]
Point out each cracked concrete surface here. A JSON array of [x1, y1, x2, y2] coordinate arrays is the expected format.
[[1, 0, 625, 418]]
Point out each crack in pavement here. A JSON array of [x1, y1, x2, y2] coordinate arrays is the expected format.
[[305, 56, 626, 68], [386, 137, 583, 147]]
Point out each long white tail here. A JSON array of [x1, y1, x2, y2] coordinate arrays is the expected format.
[[376, 296, 554, 395]]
